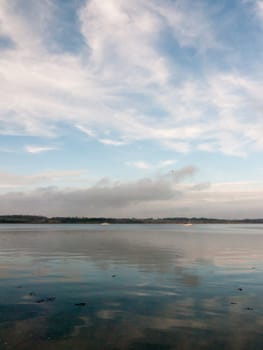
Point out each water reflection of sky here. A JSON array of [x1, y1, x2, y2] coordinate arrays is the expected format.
[[0, 224, 263, 349]]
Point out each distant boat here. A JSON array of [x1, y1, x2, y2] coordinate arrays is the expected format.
[[183, 220, 193, 227], [101, 222, 110, 226]]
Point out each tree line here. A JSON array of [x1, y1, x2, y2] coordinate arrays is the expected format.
[[0, 215, 263, 224]]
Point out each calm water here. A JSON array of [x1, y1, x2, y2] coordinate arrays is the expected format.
[[0, 224, 263, 350]]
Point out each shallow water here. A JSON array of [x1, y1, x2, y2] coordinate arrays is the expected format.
[[0, 224, 263, 350]]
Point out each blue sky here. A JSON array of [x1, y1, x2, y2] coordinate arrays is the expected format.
[[0, 0, 263, 218]]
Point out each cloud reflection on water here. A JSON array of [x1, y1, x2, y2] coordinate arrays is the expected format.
[[0, 224, 263, 349]]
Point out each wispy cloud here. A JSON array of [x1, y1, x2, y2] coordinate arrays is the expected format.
[[126, 161, 151, 170], [99, 138, 127, 146], [75, 125, 96, 138], [158, 160, 177, 168], [149, 0, 220, 51], [24, 145, 59, 154], [126, 160, 176, 170], [0, 0, 262, 157]]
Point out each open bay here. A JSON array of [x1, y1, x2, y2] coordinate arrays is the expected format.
[[0, 224, 263, 350]]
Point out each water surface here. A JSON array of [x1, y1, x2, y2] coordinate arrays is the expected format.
[[0, 224, 263, 349]]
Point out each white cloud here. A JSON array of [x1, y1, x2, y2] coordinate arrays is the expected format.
[[79, 0, 170, 85], [126, 161, 151, 170], [99, 138, 127, 146], [150, 0, 220, 51], [24, 145, 59, 154], [0, 0, 262, 157], [158, 160, 177, 168], [75, 125, 96, 138], [126, 159, 176, 170]]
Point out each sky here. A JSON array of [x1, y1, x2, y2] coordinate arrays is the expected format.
[[0, 0, 263, 218]]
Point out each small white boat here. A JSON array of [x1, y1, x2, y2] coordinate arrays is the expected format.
[[101, 222, 110, 226], [183, 223, 193, 227]]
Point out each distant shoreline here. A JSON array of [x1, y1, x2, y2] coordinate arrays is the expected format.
[[0, 215, 263, 224]]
